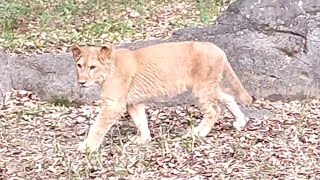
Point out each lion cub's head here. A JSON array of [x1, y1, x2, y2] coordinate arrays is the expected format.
[[70, 43, 114, 88]]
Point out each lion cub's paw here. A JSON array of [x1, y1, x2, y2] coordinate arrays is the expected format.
[[192, 126, 211, 137], [233, 117, 249, 131], [129, 135, 151, 145], [77, 141, 88, 153], [77, 140, 99, 153], [183, 126, 210, 138]]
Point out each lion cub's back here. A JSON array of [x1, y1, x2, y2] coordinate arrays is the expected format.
[[127, 41, 213, 104]]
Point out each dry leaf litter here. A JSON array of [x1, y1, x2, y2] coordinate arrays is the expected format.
[[1, 0, 232, 55], [1, 90, 320, 179]]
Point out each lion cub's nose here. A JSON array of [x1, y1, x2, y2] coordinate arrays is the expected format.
[[78, 81, 86, 86]]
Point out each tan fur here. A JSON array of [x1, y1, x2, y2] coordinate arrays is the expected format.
[[71, 41, 253, 153]]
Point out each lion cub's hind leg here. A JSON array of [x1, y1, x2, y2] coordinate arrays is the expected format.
[[127, 103, 152, 144], [218, 90, 248, 131], [191, 89, 222, 137]]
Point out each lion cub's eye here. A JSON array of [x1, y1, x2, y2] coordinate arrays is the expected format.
[[89, 66, 97, 70], [77, 64, 82, 68]]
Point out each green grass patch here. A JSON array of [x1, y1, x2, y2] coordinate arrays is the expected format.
[[0, 0, 231, 54]]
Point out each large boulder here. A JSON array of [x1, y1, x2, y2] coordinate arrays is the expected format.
[[167, 0, 320, 101], [0, 0, 319, 106], [0, 51, 100, 104]]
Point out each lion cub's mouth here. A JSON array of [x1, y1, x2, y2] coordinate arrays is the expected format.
[[78, 82, 90, 88], [79, 85, 88, 88], [78, 82, 100, 89]]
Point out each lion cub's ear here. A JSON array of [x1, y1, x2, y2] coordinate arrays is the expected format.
[[99, 43, 113, 61], [70, 44, 82, 61]]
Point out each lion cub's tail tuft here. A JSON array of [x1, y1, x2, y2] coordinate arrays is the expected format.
[[223, 56, 253, 106]]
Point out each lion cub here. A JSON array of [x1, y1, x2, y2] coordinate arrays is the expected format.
[[71, 41, 253, 153]]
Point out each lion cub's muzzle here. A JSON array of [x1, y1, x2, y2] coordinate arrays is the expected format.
[[78, 80, 88, 88]]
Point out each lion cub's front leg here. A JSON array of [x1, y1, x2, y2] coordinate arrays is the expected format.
[[78, 104, 126, 153], [127, 103, 151, 144]]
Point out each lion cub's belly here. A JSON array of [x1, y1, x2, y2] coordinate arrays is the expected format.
[[127, 72, 189, 105]]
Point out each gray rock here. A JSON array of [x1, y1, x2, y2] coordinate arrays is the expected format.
[[0, 0, 319, 108], [0, 52, 101, 105], [167, 0, 320, 102]]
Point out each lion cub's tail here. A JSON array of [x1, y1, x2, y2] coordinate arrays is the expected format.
[[223, 57, 253, 106]]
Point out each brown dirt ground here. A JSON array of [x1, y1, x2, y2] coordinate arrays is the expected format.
[[1, 90, 320, 179]]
